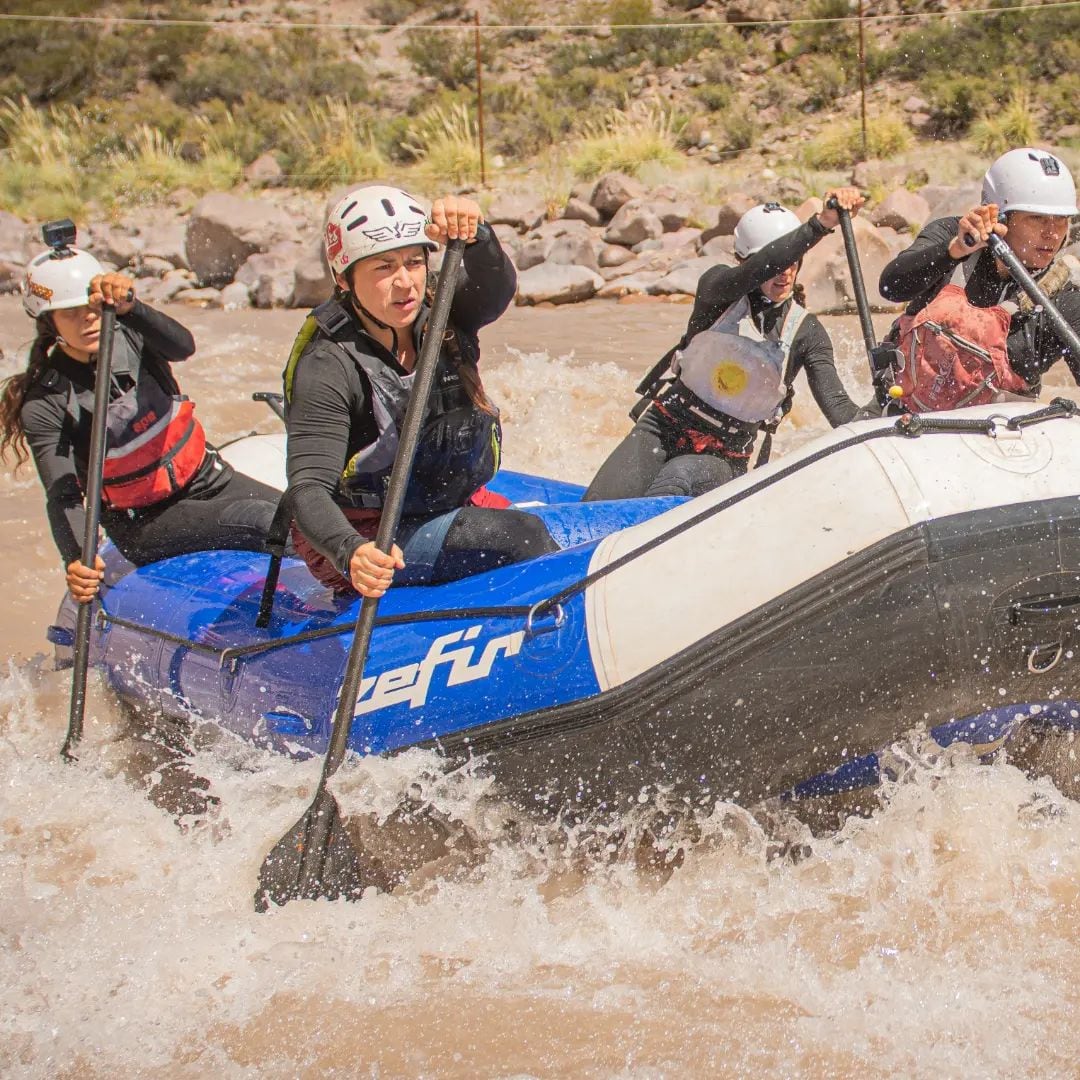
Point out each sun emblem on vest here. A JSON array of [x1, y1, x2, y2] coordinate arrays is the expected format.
[[713, 361, 749, 396]]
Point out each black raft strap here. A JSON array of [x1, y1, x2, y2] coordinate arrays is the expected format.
[[256, 491, 294, 629]]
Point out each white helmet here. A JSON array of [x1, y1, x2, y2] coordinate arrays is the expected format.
[[22, 248, 104, 319], [733, 202, 802, 258], [325, 185, 436, 277], [981, 148, 1078, 217]]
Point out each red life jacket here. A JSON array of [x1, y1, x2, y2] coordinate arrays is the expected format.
[[895, 265, 1028, 413], [61, 328, 208, 510]]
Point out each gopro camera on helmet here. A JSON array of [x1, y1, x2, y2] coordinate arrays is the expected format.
[[41, 218, 77, 255]]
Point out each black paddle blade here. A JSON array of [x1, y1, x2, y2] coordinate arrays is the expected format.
[[254, 790, 383, 911]]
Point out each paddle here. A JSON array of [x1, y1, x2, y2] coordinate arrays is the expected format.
[[61, 302, 118, 763], [985, 232, 1080, 360], [827, 197, 902, 414], [255, 237, 468, 910]]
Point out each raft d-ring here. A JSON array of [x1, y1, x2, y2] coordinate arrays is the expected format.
[[987, 414, 1023, 440], [1027, 641, 1064, 675], [525, 601, 566, 638]]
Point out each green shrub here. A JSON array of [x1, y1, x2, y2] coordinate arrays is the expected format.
[[970, 86, 1039, 156], [567, 104, 683, 180], [401, 28, 493, 90], [404, 103, 483, 186], [718, 107, 754, 153], [1044, 73, 1080, 129], [801, 112, 912, 169], [800, 55, 851, 113], [695, 83, 733, 113], [278, 98, 388, 189], [919, 75, 1000, 138]]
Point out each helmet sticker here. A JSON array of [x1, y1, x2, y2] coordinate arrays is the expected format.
[[363, 220, 424, 243], [1040, 156, 1061, 177], [27, 280, 53, 302], [326, 221, 343, 260]]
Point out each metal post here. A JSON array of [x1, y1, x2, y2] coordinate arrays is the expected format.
[[858, 0, 868, 161], [474, 11, 486, 187]]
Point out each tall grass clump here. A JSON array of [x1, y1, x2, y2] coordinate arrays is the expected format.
[[801, 113, 912, 170], [568, 104, 683, 180], [404, 103, 482, 187], [0, 96, 92, 219], [279, 98, 387, 189], [970, 86, 1039, 156]]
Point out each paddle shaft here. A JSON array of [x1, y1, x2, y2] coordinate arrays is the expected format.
[[62, 304, 118, 761], [832, 201, 878, 359], [986, 233, 1080, 360], [296, 238, 468, 893]]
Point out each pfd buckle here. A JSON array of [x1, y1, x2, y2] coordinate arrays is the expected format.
[[525, 600, 566, 638], [986, 414, 1023, 440]]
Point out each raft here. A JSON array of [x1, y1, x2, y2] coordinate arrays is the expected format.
[[50, 399, 1080, 815]]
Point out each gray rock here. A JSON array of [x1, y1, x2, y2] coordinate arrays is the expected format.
[[561, 197, 604, 227], [486, 194, 546, 232], [603, 201, 664, 247], [870, 190, 931, 232], [632, 238, 664, 254], [140, 222, 190, 270], [644, 199, 692, 232], [851, 159, 909, 190], [515, 236, 554, 271], [516, 263, 603, 305], [172, 286, 222, 307], [185, 193, 298, 286], [0, 211, 33, 265], [799, 215, 897, 313], [917, 184, 982, 222], [235, 248, 300, 308], [0, 260, 23, 295], [598, 244, 636, 268], [547, 232, 599, 272], [590, 172, 645, 218], [220, 281, 253, 310], [135, 255, 176, 279], [794, 197, 824, 224], [711, 194, 757, 236], [649, 256, 718, 296], [292, 236, 334, 308], [243, 152, 285, 188], [88, 225, 143, 268], [699, 234, 736, 258], [596, 272, 664, 299], [136, 270, 195, 305]]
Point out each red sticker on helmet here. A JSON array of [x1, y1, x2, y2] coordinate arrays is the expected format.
[[326, 222, 343, 260]]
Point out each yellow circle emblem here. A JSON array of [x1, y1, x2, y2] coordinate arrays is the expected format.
[[713, 362, 748, 397]]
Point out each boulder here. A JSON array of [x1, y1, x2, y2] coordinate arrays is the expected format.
[[603, 201, 664, 247], [649, 256, 718, 297], [220, 281, 253, 310], [516, 263, 603, 305], [590, 172, 645, 218], [0, 260, 22, 295], [243, 152, 285, 188], [136, 269, 195, 305], [135, 256, 177, 279], [851, 159, 909, 190], [515, 236, 555, 271], [486, 194, 546, 232], [140, 222, 190, 270], [799, 215, 897, 313], [235, 248, 300, 308], [88, 225, 142, 268], [916, 184, 982, 222], [642, 199, 693, 232], [598, 243, 636, 268], [0, 211, 33, 265], [547, 232, 599, 272], [292, 236, 334, 308], [711, 194, 757, 237], [172, 286, 222, 307], [794, 197, 824, 224], [561, 197, 604, 227], [870, 190, 930, 232], [185, 193, 298, 286], [596, 271, 664, 299], [699, 234, 736, 258]]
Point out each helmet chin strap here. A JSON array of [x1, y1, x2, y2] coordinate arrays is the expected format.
[[350, 294, 399, 358]]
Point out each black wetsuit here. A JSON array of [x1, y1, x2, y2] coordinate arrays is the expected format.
[[21, 302, 281, 567], [585, 216, 860, 501], [285, 226, 558, 587], [879, 216, 1080, 392]]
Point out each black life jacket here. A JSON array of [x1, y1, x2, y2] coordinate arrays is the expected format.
[[284, 297, 501, 515], [49, 327, 207, 510]]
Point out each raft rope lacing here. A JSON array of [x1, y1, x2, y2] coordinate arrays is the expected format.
[[94, 398, 1079, 672]]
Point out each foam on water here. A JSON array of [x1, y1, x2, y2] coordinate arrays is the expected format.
[[3, 341, 1080, 1077]]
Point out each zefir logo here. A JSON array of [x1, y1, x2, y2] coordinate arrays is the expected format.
[[354, 625, 525, 716]]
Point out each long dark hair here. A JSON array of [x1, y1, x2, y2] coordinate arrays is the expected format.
[[0, 314, 57, 468]]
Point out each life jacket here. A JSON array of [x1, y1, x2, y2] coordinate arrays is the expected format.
[[894, 263, 1029, 413], [284, 298, 501, 516], [671, 295, 809, 424], [54, 327, 207, 510]]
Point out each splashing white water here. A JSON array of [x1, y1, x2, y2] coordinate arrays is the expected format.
[[3, 332, 1080, 1077]]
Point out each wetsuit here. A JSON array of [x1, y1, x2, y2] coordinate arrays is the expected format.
[[585, 217, 859, 501], [21, 301, 281, 567], [879, 216, 1080, 393], [285, 225, 558, 593]]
